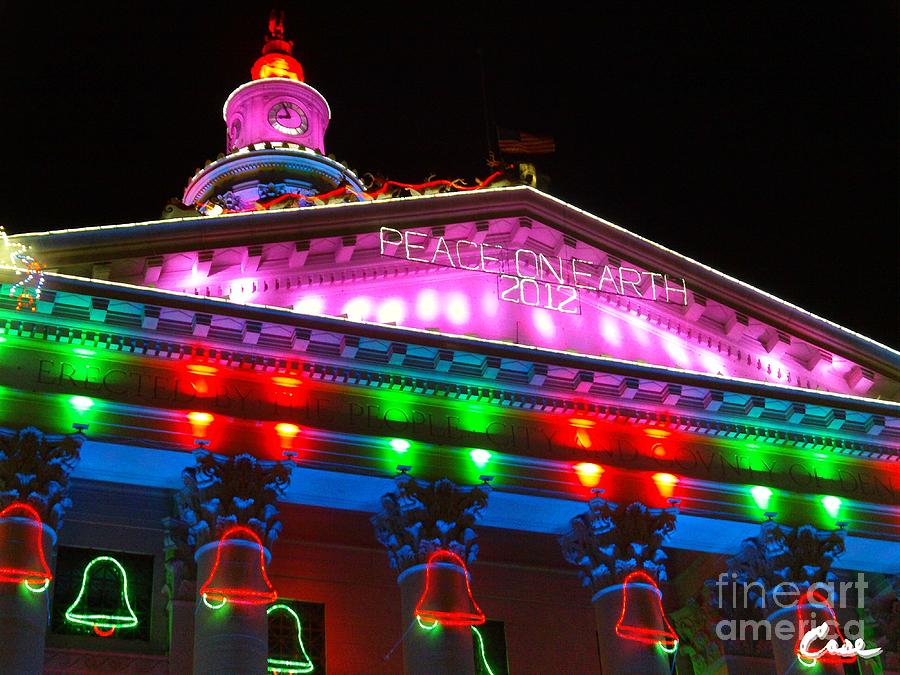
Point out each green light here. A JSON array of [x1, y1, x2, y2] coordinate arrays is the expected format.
[[821, 495, 841, 519], [64, 556, 139, 632], [469, 449, 491, 468], [24, 578, 50, 593], [416, 615, 438, 631], [472, 625, 496, 675], [750, 486, 773, 511], [202, 594, 227, 609], [267, 604, 314, 673], [72, 348, 95, 357], [389, 438, 410, 453], [0, 336, 6, 343], [657, 639, 679, 654], [69, 396, 94, 412]]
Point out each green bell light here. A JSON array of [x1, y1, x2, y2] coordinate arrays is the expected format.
[[64, 556, 138, 637], [267, 603, 314, 673]]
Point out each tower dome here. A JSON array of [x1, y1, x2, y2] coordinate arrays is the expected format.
[[183, 11, 365, 212]]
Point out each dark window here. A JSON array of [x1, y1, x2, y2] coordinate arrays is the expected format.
[[51, 547, 153, 642], [473, 619, 509, 675], [268, 598, 326, 673]]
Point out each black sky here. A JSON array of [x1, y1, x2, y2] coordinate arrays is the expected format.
[[0, 2, 896, 347]]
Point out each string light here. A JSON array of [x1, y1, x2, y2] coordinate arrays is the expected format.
[[1, 227, 45, 311], [0, 502, 52, 592], [199, 526, 277, 607], [614, 570, 678, 647], [64, 556, 139, 636], [472, 625, 496, 675], [415, 549, 485, 627], [267, 603, 314, 674]]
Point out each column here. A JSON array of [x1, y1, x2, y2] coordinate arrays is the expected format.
[[372, 472, 490, 675], [560, 494, 678, 675], [167, 450, 291, 675], [0, 426, 84, 675], [719, 518, 848, 675]]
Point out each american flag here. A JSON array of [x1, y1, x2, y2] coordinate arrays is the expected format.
[[497, 128, 556, 155]]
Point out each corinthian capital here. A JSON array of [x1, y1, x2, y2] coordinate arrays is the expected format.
[[560, 495, 676, 593], [371, 473, 490, 574], [0, 425, 85, 530]]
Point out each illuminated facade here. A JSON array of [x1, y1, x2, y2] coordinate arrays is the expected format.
[[0, 15, 897, 675]]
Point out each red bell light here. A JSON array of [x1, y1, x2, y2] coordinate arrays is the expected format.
[[199, 526, 277, 607], [415, 549, 485, 627], [615, 571, 678, 647], [794, 588, 863, 667], [0, 502, 52, 592]]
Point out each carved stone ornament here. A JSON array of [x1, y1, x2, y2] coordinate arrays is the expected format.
[[559, 496, 676, 593], [371, 473, 490, 574], [721, 519, 846, 608], [163, 450, 291, 602], [0, 426, 85, 530]]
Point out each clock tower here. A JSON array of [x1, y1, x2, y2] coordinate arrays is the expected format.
[[183, 12, 365, 211]]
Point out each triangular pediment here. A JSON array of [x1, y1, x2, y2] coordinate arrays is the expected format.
[[11, 187, 898, 400]]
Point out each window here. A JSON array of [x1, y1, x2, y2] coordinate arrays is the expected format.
[[268, 598, 326, 673], [51, 547, 154, 642], [474, 619, 509, 675]]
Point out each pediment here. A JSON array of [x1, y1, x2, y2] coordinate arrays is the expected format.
[[12, 187, 898, 400]]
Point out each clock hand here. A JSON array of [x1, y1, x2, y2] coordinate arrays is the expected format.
[[278, 103, 291, 120]]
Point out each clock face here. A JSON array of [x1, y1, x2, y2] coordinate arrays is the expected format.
[[268, 101, 308, 136]]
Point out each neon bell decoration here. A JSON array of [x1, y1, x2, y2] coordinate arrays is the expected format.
[[0, 502, 53, 593], [200, 525, 277, 609]]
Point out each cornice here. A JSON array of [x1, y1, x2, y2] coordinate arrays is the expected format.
[[1, 271, 896, 461], [13, 187, 898, 378]]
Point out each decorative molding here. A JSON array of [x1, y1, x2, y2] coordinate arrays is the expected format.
[[720, 519, 846, 606], [559, 496, 676, 593], [0, 307, 894, 458], [0, 426, 85, 529], [371, 473, 489, 574], [43, 647, 168, 674]]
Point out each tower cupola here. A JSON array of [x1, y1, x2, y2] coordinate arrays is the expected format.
[[183, 11, 364, 212]]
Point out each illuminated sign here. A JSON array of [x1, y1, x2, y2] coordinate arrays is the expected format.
[[379, 227, 688, 313]]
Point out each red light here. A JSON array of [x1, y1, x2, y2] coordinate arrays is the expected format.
[[569, 419, 595, 429], [199, 526, 277, 606], [574, 462, 604, 488], [186, 364, 218, 376], [652, 444, 667, 458], [0, 502, 53, 587], [187, 412, 214, 425], [652, 473, 678, 498], [644, 428, 670, 439], [615, 571, 678, 646], [272, 376, 302, 388], [251, 53, 304, 81], [93, 625, 116, 637], [415, 549, 485, 627], [275, 422, 300, 436]]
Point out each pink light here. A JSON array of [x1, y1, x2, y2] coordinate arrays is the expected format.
[[415, 289, 440, 322], [446, 293, 470, 325], [480, 289, 499, 317], [377, 298, 406, 325], [229, 278, 256, 304], [532, 309, 556, 338], [600, 315, 622, 347], [293, 295, 325, 315], [662, 338, 691, 367], [342, 296, 372, 322]]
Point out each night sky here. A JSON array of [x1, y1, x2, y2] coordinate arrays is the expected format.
[[0, 3, 896, 347]]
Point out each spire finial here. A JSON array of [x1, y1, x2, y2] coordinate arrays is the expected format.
[[250, 10, 304, 82]]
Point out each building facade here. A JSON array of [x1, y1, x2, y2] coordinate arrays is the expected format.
[[0, 16, 897, 675]]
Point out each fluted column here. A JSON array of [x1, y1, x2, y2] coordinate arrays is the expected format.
[[166, 450, 291, 675], [718, 519, 849, 674], [560, 494, 677, 675], [372, 472, 490, 675], [0, 426, 83, 675]]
